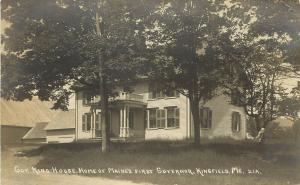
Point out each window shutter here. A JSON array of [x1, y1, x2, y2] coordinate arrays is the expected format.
[[161, 109, 166, 128], [175, 108, 180, 127], [209, 110, 212, 128], [149, 109, 157, 128], [231, 113, 235, 131], [199, 108, 203, 127], [82, 114, 86, 131], [86, 114, 91, 131], [237, 113, 241, 131], [203, 109, 208, 128]]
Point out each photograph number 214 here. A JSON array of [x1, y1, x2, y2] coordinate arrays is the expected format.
[[1, 0, 300, 185]]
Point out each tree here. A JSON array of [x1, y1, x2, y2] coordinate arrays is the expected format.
[[224, 0, 300, 142], [277, 86, 300, 142], [1, 0, 148, 152], [226, 42, 290, 139], [278, 87, 300, 120], [144, 0, 235, 145]]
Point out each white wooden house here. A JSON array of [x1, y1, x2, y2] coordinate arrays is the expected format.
[[74, 81, 247, 141]]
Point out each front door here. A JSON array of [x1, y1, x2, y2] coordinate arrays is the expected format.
[[110, 110, 119, 137], [94, 111, 112, 138]]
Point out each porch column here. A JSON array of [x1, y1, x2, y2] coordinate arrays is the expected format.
[[92, 110, 96, 138], [119, 107, 124, 137], [125, 106, 130, 137], [123, 107, 126, 137]]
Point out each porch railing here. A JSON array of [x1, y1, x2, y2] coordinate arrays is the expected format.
[[90, 96, 101, 104], [118, 92, 144, 102], [88, 92, 144, 104]]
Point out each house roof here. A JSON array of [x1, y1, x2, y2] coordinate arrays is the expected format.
[[22, 122, 48, 140], [45, 109, 75, 130], [0, 98, 59, 127]]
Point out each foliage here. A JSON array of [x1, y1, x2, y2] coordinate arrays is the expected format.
[[223, 0, 300, 132], [1, 0, 148, 110], [144, 0, 237, 144], [277, 86, 300, 120]]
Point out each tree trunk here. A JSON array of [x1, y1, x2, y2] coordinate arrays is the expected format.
[[190, 99, 200, 146], [254, 116, 266, 143], [293, 119, 300, 144], [100, 77, 110, 153], [254, 116, 261, 133], [95, 5, 110, 153]]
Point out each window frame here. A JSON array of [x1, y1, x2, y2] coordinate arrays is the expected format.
[[147, 107, 180, 129], [231, 111, 241, 132], [148, 84, 180, 100], [156, 109, 166, 128], [82, 92, 92, 106], [165, 106, 180, 128]]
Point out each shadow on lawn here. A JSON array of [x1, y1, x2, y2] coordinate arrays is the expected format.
[[17, 139, 299, 161], [13, 140, 300, 185]]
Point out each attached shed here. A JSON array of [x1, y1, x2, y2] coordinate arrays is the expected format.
[[45, 109, 76, 143], [22, 122, 48, 143], [1, 98, 58, 145], [1, 125, 32, 145]]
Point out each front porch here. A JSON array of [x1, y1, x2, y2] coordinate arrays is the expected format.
[[88, 93, 147, 140]]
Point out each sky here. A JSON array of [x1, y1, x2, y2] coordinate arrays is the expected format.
[[1, 19, 10, 53]]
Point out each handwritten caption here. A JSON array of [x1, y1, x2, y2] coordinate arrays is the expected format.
[[14, 166, 262, 176]]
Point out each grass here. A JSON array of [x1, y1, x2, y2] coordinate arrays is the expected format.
[[19, 139, 300, 185]]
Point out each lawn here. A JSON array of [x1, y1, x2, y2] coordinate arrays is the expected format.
[[18, 139, 300, 185]]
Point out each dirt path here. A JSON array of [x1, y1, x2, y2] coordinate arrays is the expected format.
[[1, 145, 154, 185]]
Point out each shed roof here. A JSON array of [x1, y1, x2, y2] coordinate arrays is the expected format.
[[22, 122, 48, 140], [0, 98, 59, 127], [45, 109, 75, 130]]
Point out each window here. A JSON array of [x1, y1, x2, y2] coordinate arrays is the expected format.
[[232, 112, 241, 132], [166, 107, 180, 128], [149, 84, 180, 99], [147, 107, 180, 129], [165, 89, 180, 98], [149, 84, 159, 99], [200, 107, 212, 129], [149, 109, 157, 128], [129, 110, 134, 129], [231, 89, 240, 106], [82, 93, 92, 106], [95, 113, 101, 130], [82, 113, 91, 132], [156, 109, 166, 128], [156, 91, 165, 99], [230, 89, 245, 106]]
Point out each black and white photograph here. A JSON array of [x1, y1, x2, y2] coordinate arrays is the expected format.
[[1, 0, 300, 185]]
